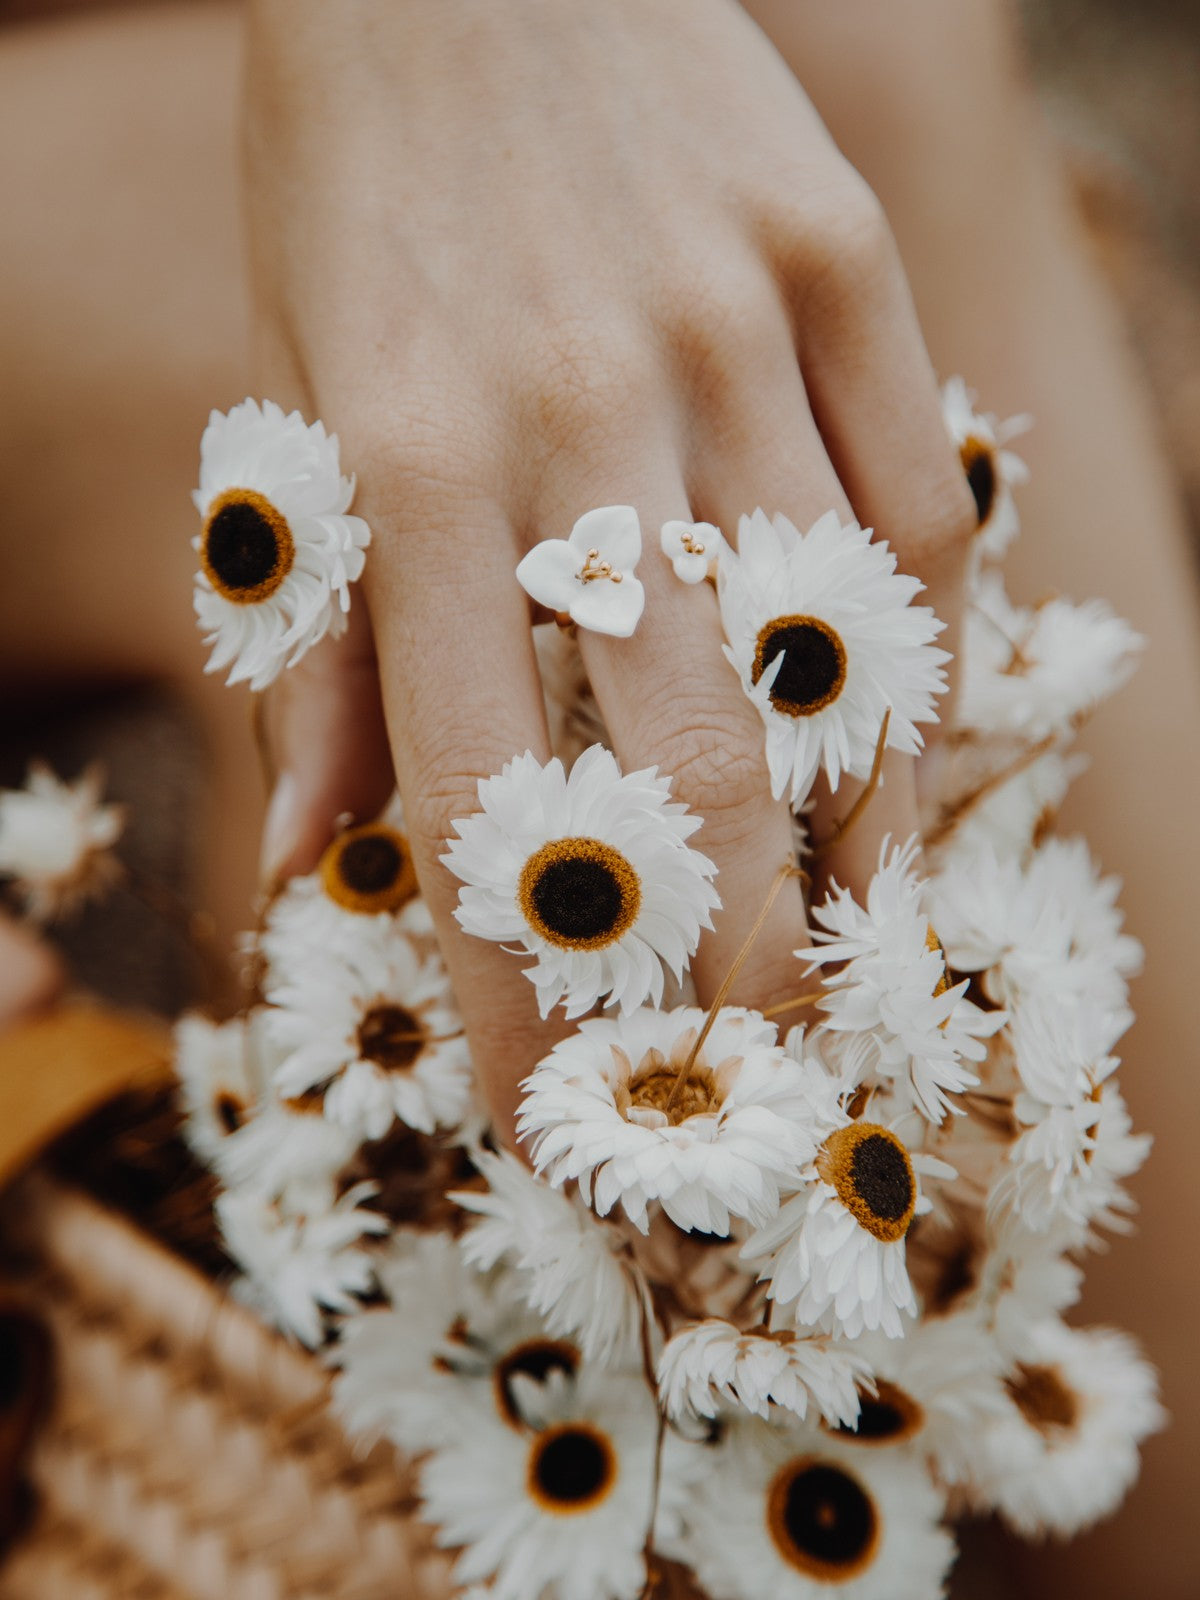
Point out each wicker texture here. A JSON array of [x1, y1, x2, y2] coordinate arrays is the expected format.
[[0, 1173, 454, 1600]]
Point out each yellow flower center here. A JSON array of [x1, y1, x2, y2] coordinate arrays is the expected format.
[[960, 435, 997, 527], [518, 837, 641, 951], [201, 487, 294, 603], [1006, 1363, 1079, 1434], [356, 1003, 426, 1072], [493, 1339, 580, 1429], [827, 1378, 926, 1446], [320, 824, 418, 914], [767, 1458, 879, 1580], [752, 615, 847, 718], [818, 1123, 917, 1244], [527, 1423, 617, 1515]]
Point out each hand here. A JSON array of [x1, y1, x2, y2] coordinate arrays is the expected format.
[[245, 0, 975, 1135]]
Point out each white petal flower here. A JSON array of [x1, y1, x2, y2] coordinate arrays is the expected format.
[[931, 745, 1082, 868], [193, 398, 371, 690], [971, 1318, 1164, 1538], [174, 1007, 278, 1170], [218, 1180, 388, 1347], [834, 1315, 1009, 1487], [660, 519, 721, 584], [259, 811, 428, 976], [927, 834, 1142, 1029], [991, 1010, 1149, 1239], [268, 923, 473, 1142], [516, 505, 645, 637], [519, 1004, 819, 1234], [214, 1097, 360, 1215], [443, 746, 719, 1019], [333, 1232, 575, 1452], [718, 510, 949, 804], [800, 836, 1005, 1123], [657, 1320, 868, 1427], [941, 376, 1030, 561], [419, 1363, 693, 1600], [743, 1067, 949, 1339], [0, 762, 124, 922], [671, 1416, 954, 1600], [454, 1147, 642, 1366], [960, 569, 1142, 742]]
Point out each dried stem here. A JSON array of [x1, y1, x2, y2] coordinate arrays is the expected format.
[[759, 988, 827, 1022], [925, 731, 1059, 849], [810, 709, 891, 862], [664, 862, 804, 1114]]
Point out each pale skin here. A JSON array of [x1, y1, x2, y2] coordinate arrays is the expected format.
[[0, 3, 1196, 1593]]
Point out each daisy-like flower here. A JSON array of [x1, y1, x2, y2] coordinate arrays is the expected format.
[[718, 510, 949, 805], [453, 1147, 642, 1367], [971, 1318, 1164, 1538], [217, 1180, 388, 1348], [974, 1221, 1084, 1360], [268, 924, 472, 1142], [516, 505, 645, 638], [259, 804, 429, 975], [743, 1065, 952, 1338], [518, 1004, 818, 1234], [443, 746, 719, 1019], [656, 1320, 868, 1428], [332, 1231, 573, 1453], [672, 1417, 954, 1600], [959, 570, 1142, 743], [931, 746, 1082, 869], [174, 1007, 278, 1169], [419, 1363, 691, 1600], [800, 836, 1005, 1123], [193, 398, 371, 690], [928, 834, 1142, 1028], [214, 1093, 361, 1214], [660, 519, 721, 584], [0, 762, 124, 922], [832, 1315, 1008, 1487], [941, 376, 1030, 561]]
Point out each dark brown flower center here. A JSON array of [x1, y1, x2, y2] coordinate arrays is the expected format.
[[494, 1339, 580, 1427], [830, 1379, 925, 1445], [320, 824, 417, 914], [357, 1003, 425, 1072], [960, 436, 998, 527], [518, 837, 641, 951], [1007, 1363, 1078, 1434], [768, 1459, 878, 1579], [214, 1091, 246, 1136], [819, 1123, 917, 1243], [752, 615, 847, 718], [528, 1424, 616, 1514], [201, 488, 294, 603]]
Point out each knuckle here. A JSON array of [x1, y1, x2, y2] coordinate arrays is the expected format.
[[892, 470, 979, 571], [785, 172, 899, 311], [648, 704, 771, 841], [404, 759, 491, 865], [663, 264, 791, 411], [522, 316, 661, 451]]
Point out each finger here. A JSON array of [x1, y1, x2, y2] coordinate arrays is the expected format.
[[781, 182, 973, 895], [773, 168, 976, 696], [0, 911, 64, 1029], [527, 434, 810, 1017], [361, 469, 566, 1138], [680, 278, 926, 907], [260, 600, 395, 884]]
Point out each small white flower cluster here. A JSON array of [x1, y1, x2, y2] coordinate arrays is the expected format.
[[169, 383, 1161, 1598], [176, 799, 477, 1346], [0, 762, 125, 923]]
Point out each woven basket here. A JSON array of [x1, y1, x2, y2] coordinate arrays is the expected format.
[[0, 1005, 454, 1600]]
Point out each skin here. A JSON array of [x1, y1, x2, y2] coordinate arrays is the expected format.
[[0, 4, 1196, 1591], [244, 0, 975, 1133]]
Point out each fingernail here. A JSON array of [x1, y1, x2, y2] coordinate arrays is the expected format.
[[260, 771, 301, 886]]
